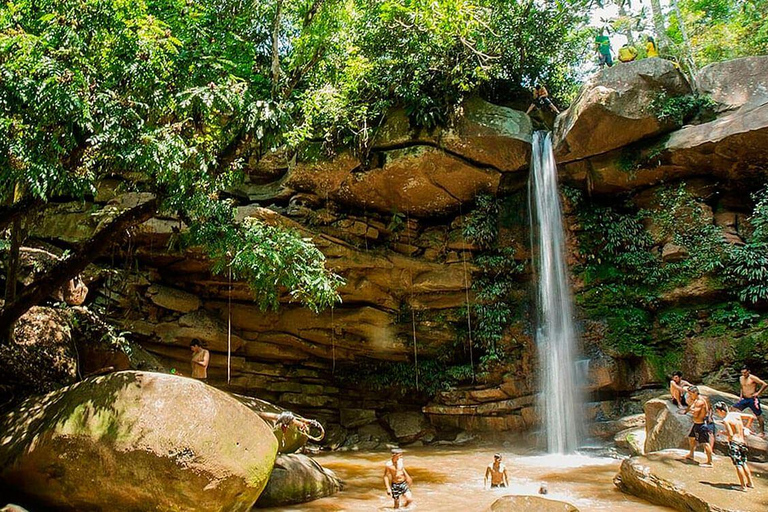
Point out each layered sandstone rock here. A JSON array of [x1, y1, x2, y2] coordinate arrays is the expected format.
[[615, 450, 768, 512], [0, 372, 277, 511], [554, 58, 691, 163]]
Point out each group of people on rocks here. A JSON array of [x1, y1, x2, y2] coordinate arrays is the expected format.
[[594, 30, 660, 67], [672, 366, 766, 491]]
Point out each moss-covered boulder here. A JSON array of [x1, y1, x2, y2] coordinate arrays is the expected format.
[[254, 454, 342, 508], [0, 371, 278, 512]]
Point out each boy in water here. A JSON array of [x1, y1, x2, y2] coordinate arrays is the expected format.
[[384, 448, 414, 509], [714, 402, 754, 491], [484, 453, 509, 489], [679, 386, 713, 467]]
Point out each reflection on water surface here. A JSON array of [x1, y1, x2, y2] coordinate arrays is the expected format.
[[261, 446, 673, 511]]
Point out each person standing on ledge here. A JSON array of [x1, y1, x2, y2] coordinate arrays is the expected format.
[[484, 453, 510, 489], [189, 339, 210, 381], [734, 366, 767, 436], [645, 35, 659, 58], [384, 448, 414, 509], [670, 371, 692, 409], [714, 401, 754, 491], [680, 386, 713, 467], [525, 84, 560, 116], [595, 30, 613, 68]]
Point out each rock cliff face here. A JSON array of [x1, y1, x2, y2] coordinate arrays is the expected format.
[[19, 56, 768, 443]]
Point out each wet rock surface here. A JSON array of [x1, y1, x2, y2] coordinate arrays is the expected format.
[[615, 449, 768, 512], [254, 453, 342, 508], [487, 495, 579, 511]]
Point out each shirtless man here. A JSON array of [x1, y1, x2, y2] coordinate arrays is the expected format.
[[734, 366, 767, 435], [679, 386, 713, 467], [714, 402, 754, 490], [484, 453, 509, 489], [189, 339, 210, 381], [670, 371, 691, 409], [383, 449, 414, 509]]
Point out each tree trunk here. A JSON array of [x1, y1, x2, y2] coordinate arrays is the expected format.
[[649, 0, 673, 51], [0, 197, 158, 343], [271, 0, 283, 98], [617, 2, 635, 46], [670, 0, 698, 80]]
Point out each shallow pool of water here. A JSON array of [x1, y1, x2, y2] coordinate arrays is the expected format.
[[262, 446, 673, 511]]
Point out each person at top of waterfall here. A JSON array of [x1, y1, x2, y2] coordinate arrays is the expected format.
[[713, 401, 755, 491], [734, 366, 767, 436], [645, 35, 659, 58], [384, 448, 414, 509], [525, 84, 560, 116], [679, 386, 714, 467], [189, 339, 210, 381], [484, 453, 509, 489], [670, 371, 692, 409], [618, 43, 638, 63], [595, 29, 613, 68]]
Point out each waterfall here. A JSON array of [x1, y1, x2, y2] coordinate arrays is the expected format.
[[529, 131, 582, 454]]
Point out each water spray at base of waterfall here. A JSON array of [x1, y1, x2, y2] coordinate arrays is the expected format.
[[529, 131, 584, 454]]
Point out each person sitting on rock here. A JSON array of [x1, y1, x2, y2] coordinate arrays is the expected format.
[[484, 453, 509, 489], [618, 43, 638, 63], [670, 371, 692, 409], [189, 339, 210, 381], [645, 35, 659, 58], [525, 84, 560, 116], [734, 365, 767, 436], [679, 386, 713, 467], [713, 401, 754, 491]]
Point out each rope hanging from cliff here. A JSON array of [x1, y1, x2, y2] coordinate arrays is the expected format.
[[406, 209, 419, 392], [331, 304, 336, 373], [227, 264, 232, 385], [459, 202, 476, 383]]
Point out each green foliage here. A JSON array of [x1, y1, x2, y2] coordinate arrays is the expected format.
[[658, 308, 697, 339], [650, 93, 716, 125], [462, 194, 499, 249], [710, 302, 761, 329], [723, 188, 768, 303], [335, 359, 473, 396]]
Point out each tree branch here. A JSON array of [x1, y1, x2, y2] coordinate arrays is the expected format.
[[0, 197, 42, 233], [0, 197, 158, 341]]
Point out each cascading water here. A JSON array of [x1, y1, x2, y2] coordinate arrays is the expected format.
[[529, 131, 582, 454]]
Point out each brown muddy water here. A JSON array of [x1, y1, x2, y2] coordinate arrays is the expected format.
[[262, 446, 673, 511]]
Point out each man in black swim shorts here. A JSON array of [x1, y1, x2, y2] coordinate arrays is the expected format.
[[384, 448, 414, 509]]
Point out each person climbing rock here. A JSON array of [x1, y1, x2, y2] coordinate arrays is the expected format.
[[679, 386, 714, 467], [713, 401, 754, 491], [525, 84, 560, 116], [595, 30, 613, 68], [384, 448, 414, 509], [645, 35, 659, 58], [734, 366, 767, 436], [189, 339, 210, 381], [484, 453, 509, 489], [670, 371, 692, 409], [618, 43, 638, 63], [258, 410, 325, 443]]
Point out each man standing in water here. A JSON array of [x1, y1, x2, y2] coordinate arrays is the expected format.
[[189, 339, 210, 381], [680, 386, 713, 467], [734, 366, 766, 436], [384, 448, 414, 509], [484, 453, 509, 489], [714, 402, 754, 491]]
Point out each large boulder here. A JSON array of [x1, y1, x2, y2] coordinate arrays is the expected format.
[[615, 450, 768, 512], [697, 56, 768, 113], [232, 394, 310, 454], [554, 58, 691, 162], [384, 411, 435, 444], [644, 387, 768, 461], [487, 495, 579, 511], [0, 371, 278, 511], [254, 454, 342, 508]]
